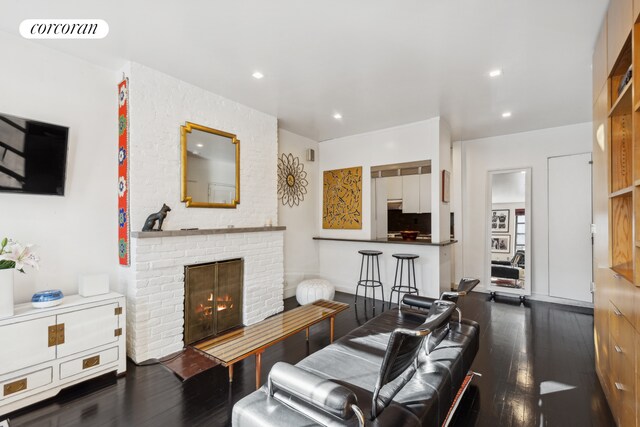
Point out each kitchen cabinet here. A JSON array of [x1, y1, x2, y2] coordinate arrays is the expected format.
[[419, 174, 432, 213], [386, 176, 403, 200], [402, 175, 420, 213], [402, 174, 432, 214]]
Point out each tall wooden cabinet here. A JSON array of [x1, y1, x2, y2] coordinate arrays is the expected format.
[[593, 2, 640, 426]]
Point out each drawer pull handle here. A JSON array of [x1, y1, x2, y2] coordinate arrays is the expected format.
[[614, 345, 623, 353], [82, 355, 101, 370], [615, 382, 625, 391], [613, 307, 623, 316], [3, 378, 27, 396]]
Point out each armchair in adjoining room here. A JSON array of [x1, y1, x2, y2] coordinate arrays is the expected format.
[[491, 250, 525, 288]]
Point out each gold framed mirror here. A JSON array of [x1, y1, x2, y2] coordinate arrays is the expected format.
[[180, 122, 240, 208]]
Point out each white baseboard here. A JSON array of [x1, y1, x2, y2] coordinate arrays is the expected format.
[[474, 288, 594, 309]]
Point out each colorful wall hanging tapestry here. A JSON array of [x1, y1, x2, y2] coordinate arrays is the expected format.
[[322, 166, 362, 229], [277, 153, 308, 207], [118, 78, 130, 265]]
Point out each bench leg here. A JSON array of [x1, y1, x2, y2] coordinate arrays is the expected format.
[[256, 351, 263, 389], [330, 316, 335, 343], [228, 364, 234, 383]]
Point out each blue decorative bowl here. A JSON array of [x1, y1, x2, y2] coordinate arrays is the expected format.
[[31, 290, 64, 308]]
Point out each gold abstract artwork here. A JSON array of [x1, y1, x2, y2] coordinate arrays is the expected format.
[[322, 166, 362, 229]]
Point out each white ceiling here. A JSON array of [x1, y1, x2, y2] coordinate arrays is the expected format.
[[0, 0, 608, 142]]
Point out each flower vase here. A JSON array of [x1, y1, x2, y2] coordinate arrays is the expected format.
[[0, 269, 14, 318]]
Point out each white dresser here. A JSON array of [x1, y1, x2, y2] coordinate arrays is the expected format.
[[0, 292, 126, 416]]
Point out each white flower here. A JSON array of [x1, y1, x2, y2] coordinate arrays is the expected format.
[[0, 242, 39, 271], [119, 85, 128, 107], [118, 176, 127, 197]]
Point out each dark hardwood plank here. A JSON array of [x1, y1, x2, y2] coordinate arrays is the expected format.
[[4, 292, 614, 427]]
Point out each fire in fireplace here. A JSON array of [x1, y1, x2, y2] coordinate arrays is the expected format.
[[184, 258, 243, 345]]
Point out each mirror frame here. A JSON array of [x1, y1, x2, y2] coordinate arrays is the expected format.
[[180, 122, 240, 208], [485, 167, 532, 296]]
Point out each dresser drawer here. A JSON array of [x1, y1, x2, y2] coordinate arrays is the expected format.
[[59, 347, 119, 380], [0, 367, 53, 401], [608, 301, 634, 351], [609, 306, 637, 426]]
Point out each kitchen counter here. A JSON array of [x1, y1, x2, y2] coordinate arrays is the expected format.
[[313, 236, 457, 246]]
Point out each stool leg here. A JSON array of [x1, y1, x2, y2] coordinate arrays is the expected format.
[[376, 255, 384, 309], [356, 254, 364, 304], [397, 259, 404, 307], [390, 257, 399, 309], [411, 259, 420, 295], [370, 257, 376, 310], [364, 255, 370, 304]]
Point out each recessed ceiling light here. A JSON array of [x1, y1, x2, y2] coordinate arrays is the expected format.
[[502, 111, 512, 118], [252, 71, 264, 79], [489, 69, 502, 78], [333, 113, 343, 120], [196, 143, 203, 148]]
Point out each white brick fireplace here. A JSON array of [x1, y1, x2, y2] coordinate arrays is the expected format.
[[118, 63, 284, 363], [125, 228, 284, 363]]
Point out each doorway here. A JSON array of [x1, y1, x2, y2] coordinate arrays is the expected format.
[[548, 153, 593, 302]]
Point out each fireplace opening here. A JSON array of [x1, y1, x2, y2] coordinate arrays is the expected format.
[[184, 258, 243, 346]]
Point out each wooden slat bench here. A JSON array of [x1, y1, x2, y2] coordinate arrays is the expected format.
[[194, 299, 349, 389]]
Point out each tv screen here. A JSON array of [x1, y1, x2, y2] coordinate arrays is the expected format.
[[0, 112, 69, 196]]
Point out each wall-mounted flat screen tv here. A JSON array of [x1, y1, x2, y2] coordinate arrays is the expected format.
[[0, 112, 69, 196]]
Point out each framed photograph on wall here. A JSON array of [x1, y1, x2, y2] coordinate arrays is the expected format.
[[491, 209, 509, 233], [442, 170, 450, 203], [491, 235, 511, 253]]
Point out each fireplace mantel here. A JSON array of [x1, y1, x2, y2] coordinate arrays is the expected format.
[[131, 226, 285, 239]]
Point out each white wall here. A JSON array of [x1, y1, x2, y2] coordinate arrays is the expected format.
[[317, 118, 445, 240], [126, 62, 278, 232], [459, 122, 592, 298], [277, 129, 319, 297], [0, 31, 118, 303], [316, 117, 452, 298]]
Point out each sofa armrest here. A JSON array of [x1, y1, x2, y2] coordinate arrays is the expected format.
[[268, 362, 365, 426]]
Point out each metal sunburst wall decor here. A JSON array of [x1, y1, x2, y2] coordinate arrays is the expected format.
[[277, 153, 308, 207]]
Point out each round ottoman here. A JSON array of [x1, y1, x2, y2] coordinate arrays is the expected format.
[[296, 279, 335, 305]]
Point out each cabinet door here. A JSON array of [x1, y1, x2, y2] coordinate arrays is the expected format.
[[402, 175, 420, 213], [0, 316, 57, 375], [386, 176, 403, 200], [607, 0, 633, 75], [419, 174, 432, 213], [56, 303, 120, 358], [635, 0, 640, 23]]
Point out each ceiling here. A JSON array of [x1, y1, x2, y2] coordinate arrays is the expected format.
[[0, 0, 608, 142]]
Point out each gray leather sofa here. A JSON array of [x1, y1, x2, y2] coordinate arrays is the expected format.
[[232, 283, 480, 427]]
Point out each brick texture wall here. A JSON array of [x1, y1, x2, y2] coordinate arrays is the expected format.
[[120, 63, 283, 363]]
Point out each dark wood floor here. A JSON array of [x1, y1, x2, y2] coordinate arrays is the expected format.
[[5, 292, 614, 427]]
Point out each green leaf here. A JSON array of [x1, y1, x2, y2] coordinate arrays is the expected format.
[[0, 260, 15, 270]]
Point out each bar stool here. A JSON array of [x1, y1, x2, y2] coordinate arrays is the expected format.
[[355, 250, 385, 307], [389, 253, 419, 308]]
